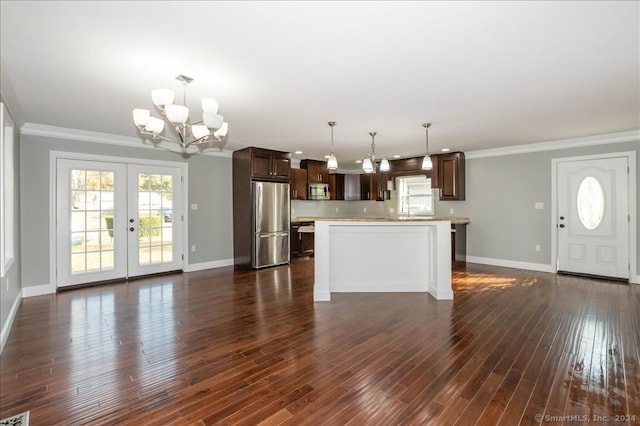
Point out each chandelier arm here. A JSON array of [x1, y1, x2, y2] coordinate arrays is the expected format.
[[185, 134, 223, 147], [138, 130, 173, 143]]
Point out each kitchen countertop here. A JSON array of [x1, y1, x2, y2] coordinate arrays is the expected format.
[[293, 216, 470, 225]]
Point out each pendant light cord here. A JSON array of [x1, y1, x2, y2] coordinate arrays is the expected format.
[[423, 122, 432, 155]]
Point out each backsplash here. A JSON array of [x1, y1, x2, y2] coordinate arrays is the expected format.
[[291, 199, 395, 219]]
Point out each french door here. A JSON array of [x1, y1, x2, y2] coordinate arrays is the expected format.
[[56, 159, 183, 287], [556, 156, 629, 279]]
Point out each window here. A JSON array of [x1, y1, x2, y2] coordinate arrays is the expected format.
[[1, 102, 15, 277], [397, 175, 434, 216]]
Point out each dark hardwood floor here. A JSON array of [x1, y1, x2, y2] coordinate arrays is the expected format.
[[1, 259, 639, 425]]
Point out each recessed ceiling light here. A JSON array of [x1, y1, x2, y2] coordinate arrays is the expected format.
[[355, 160, 362, 164], [440, 148, 451, 152], [294, 150, 303, 155], [323, 155, 331, 159], [393, 155, 401, 158]]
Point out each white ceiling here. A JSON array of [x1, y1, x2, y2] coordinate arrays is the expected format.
[[1, 1, 639, 169]]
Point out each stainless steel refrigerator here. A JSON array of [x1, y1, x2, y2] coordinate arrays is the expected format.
[[252, 181, 290, 268]]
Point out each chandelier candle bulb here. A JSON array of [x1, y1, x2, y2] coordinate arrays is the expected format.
[[201, 98, 219, 114], [145, 116, 165, 134], [165, 104, 189, 124], [151, 88, 174, 107], [203, 112, 224, 130], [191, 125, 210, 139], [214, 122, 229, 138], [132, 109, 150, 127]]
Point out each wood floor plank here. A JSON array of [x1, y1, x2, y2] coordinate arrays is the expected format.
[[1, 260, 638, 425]]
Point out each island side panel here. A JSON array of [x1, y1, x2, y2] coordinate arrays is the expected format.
[[313, 220, 453, 301], [329, 224, 430, 293], [313, 221, 331, 301], [430, 220, 453, 300]]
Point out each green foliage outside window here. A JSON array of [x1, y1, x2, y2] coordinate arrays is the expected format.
[[104, 215, 161, 238]]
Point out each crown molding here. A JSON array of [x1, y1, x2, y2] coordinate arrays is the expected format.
[[465, 130, 640, 159], [20, 122, 233, 158]]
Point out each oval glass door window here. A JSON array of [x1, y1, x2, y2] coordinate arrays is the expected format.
[[576, 176, 605, 230]]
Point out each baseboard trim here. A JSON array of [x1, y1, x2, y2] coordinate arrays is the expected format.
[[465, 256, 555, 273], [183, 258, 234, 272], [631, 274, 640, 285], [0, 289, 22, 355], [22, 283, 56, 298]]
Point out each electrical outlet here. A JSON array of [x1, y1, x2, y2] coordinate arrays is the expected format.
[[336, 207, 339, 212], [191, 203, 198, 210], [535, 245, 541, 252], [450, 208, 454, 214], [535, 202, 544, 210], [191, 245, 196, 252], [364, 207, 367, 213]]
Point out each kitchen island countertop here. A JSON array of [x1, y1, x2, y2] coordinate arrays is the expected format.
[[293, 216, 470, 225]]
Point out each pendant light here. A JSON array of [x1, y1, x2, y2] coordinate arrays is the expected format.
[[421, 122, 433, 170], [362, 132, 377, 174], [380, 156, 390, 172], [327, 121, 338, 170]]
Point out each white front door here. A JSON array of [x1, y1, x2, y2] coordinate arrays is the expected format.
[[57, 159, 183, 287], [556, 156, 629, 279]]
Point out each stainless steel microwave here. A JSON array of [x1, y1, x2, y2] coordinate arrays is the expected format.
[[308, 183, 330, 200]]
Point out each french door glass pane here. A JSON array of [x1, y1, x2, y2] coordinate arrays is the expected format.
[[137, 172, 174, 266], [69, 169, 115, 274]]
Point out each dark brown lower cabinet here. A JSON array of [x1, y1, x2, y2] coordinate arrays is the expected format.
[[291, 222, 315, 258], [451, 224, 467, 263]]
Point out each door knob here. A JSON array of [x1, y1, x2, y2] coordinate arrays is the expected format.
[[129, 227, 135, 232], [129, 218, 134, 223], [559, 224, 565, 228], [559, 216, 565, 220]]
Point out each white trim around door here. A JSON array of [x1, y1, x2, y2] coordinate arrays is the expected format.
[[551, 151, 637, 283], [50, 151, 189, 290]]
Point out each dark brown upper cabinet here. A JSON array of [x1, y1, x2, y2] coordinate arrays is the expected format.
[[387, 153, 465, 201], [328, 173, 345, 200], [246, 147, 291, 181], [300, 159, 329, 184], [290, 168, 307, 200], [360, 173, 378, 201], [433, 152, 465, 201]]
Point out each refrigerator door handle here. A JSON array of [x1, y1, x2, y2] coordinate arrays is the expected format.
[[258, 232, 289, 238]]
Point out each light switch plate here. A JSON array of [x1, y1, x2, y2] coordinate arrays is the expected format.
[[191, 203, 198, 210], [535, 202, 544, 210]]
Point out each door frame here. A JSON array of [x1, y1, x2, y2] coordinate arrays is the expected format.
[[49, 151, 189, 289], [551, 151, 637, 283]]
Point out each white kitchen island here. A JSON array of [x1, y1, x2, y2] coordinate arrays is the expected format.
[[312, 218, 455, 301]]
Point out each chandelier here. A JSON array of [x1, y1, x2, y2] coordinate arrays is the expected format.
[[132, 74, 229, 150], [362, 132, 390, 173]]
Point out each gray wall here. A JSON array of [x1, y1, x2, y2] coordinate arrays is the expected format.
[[0, 98, 21, 340], [435, 141, 640, 272], [19, 134, 233, 289]]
